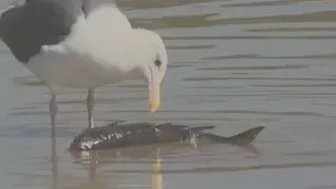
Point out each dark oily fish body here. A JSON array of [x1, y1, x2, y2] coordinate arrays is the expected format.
[[69, 121, 265, 151]]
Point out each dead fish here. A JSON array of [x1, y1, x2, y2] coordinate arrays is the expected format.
[[68, 121, 265, 151]]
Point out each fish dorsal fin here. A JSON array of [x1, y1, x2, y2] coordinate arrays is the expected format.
[[190, 126, 216, 132]]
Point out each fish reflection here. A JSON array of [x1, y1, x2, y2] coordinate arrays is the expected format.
[[49, 122, 263, 188]]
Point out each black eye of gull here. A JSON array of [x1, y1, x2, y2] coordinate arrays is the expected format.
[[154, 59, 162, 67]]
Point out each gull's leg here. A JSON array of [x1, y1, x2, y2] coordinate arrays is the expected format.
[[87, 88, 95, 129], [49, 90, 58, 138]]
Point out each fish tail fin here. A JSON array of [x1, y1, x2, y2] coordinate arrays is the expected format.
[[226, 126, 265, 145], [202, 126, 265, 145]]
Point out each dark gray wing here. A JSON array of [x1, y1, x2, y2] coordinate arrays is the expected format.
[[0, 0, 115, 63]]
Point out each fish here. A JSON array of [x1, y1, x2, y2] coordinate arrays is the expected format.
[[68, 121, 265, 151]]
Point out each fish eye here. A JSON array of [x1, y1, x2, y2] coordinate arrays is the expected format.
[[154, 59, 161, 67]]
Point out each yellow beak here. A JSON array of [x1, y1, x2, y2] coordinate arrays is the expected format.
[[148, 81, 160, 112]]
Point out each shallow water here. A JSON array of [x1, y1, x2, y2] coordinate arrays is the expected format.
[[1, 0, 336, 188]]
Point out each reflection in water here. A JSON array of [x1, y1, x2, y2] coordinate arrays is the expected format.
[[49, 133, 261, 188], [51, 135, 58, 189], [50, 136, 164, 189], [151, 149, 163, 189]]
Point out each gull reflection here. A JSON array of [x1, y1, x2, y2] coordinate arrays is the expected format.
[[50, 137, 167, 189], [69, 146, 166, 189], [51, 127, 58, 189], [151, 148, 163, 189]]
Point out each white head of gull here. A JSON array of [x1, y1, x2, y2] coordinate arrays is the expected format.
[[0, 0, 168, 132]]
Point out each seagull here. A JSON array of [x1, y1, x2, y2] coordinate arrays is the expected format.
[[0, 0, 168, 135]]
